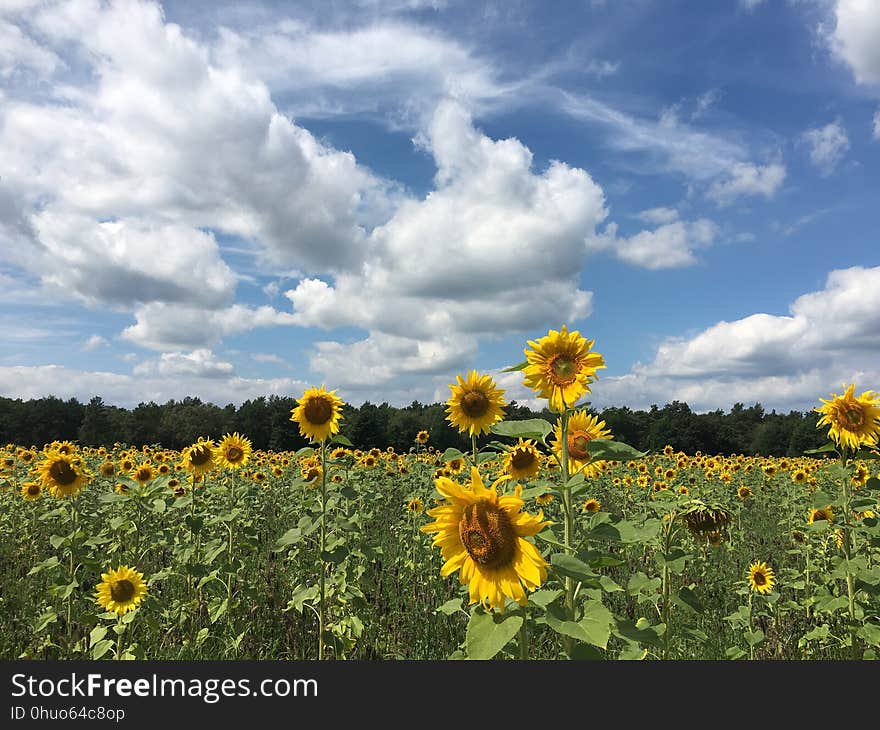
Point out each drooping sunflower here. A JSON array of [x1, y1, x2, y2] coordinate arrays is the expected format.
[[94, 565, 148, 616], [551, 410, 613, 477], [535, 493, 555, 506], [181, 439, 216, 478], [522, 326, 606, 411], [815, 383, 880, 451], [99, 461, 116, 477], [21, 481, 42, 500], [445, 370, 507, 437], [503, 438, 542, 481], [36, 449, 90, 498], [290, 386, 344, 443], [216, 432, 253, 470], [747, 561, 775, 595], [808, 506, 834, 525], [421, 467, 550, 611]]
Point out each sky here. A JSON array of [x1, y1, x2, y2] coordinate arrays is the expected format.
[[1, 0, 879, 414]]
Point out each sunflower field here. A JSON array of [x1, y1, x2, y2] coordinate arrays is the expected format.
[[2, 327, 880, 661]]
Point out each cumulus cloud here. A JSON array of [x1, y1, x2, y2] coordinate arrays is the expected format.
[[826, 0, 880, 85], [133, 349, 235, 378], [706, 162, 786, 205], [284, 100, 607, 388], [81, 335, 108, 352], [0, 19, 61, 78], [587, 265, 880, 412], [591, 215, 719, 269], [802, 119, 850, 175], [636, 207, 680, 225]]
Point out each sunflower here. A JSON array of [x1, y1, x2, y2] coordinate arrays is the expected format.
[[182, 439, 216, 478], [95, 565, 148, 616], [815, 384, 880, 451], [551, 410, 612, 477], [99, 461, 116, 477], [747, 561, 775, 595], [416, 430, 429, 444], [216, 432, 253, 470], [582, 498, 601, 513], [523, 326, 606, 411], [808, 506, 834, 525], [421, 467, 550, 610], [21, 481, 42, 500], [791, 468, 808, 485], [290, 386, 344, 443], [36, 450, 90, 498], [502, 438, 542, 481], [446, 457, 465, 475], [445, 370, 507, 437], [406, 497, 424, 514], [737, 485, 752, 500], [535, 493, 555, 506], [131, 463, 154, 486]]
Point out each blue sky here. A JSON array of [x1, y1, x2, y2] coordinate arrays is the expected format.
[[1, 0, 879, 412]]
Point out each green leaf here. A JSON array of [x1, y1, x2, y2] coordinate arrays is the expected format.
[[570, 644, 604, 660], [544, 601, 612, 649], [91, 639, 114, 660], [35, 609, 58, 633], [674, 586, 704, 614], [613, 618, 666, 648], [89, 625, 108, 647], [28, 556, 60, 576], [865, 477, 880, 491], [436, 599, 463, 616], [152, 498, 166, 513], [598, 575, 623, 593], [535, 528, 566, 549], [744, 629, 764, 647], [627, 572, 662, 598], [857, 623, 880, 647], [195, 628, 210, 646], [804, 443, 838, 455], [442, 448, 466, 462], [274, 528, 302, 549], [465, 608, 523, 660], [527, 589, 563, 609], [583, 439, 648, 461], [331, 434, 354, 447], [294, 447, 315, 459], [208, 597, 228, 624], [551, 553, 597, 584], [501, 360, 528, 372], [725, 647, 747, 660], [490, 419, 553, 441]]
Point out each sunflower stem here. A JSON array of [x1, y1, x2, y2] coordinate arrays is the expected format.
[[518, 610, 529, 660], [471, 435, 478, 470], [559, 405, 575, 657], [839, 447, 860, 659], [226, 470, 236, 652], [318, 442, 327, 661]]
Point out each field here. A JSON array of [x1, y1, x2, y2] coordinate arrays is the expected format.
[[2, 433, 879, 661]]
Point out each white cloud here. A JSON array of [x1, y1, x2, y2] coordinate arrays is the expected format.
[[873, 109, 880, 139], [691, 89, 721, 120], [133, 349, 235, 378], [284, 100, 606, 387], [586, 265, 880, 412], [121, 303, 298, 351], [0, 19, 61, 78], [802, 119, 850, 175], [251, 352, 285, 364], [637, 207, 680, 225], [81, 334, 108, 352], [706, 162, 786, 205], [826, 0, 880, 85], [614, 219, 718, 269], [740, 0, 766, 10]]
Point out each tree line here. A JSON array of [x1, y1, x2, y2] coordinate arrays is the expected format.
[[0, 394, 830, 457]]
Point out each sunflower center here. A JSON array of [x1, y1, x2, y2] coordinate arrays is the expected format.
[[226, 446, 244, 463], [49, 460, 77, 486], [510, 448, 536, 470], [27, 484, 40, 496], [567, 432, 592, 462], [753, 571, 767, 586], [110, 579, 136, 603], [843, 407, 865, 429], [548, 354, 578, 385], [304, 396, 333, 425], [136, 468, 151, 482], [189, 445, 211, 466], [458, 500, 516, 569], [460, 390, 490, 419]]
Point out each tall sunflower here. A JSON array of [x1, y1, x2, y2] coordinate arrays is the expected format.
[[815, 383, 880, 451], [290, 386, 344, 443], [522, 326, 605, 411], [95, 565, 148, 616], [181, 439, 216, 478], [551, 410, 612, 477], [503, 438, 542, 481], [36, 449, 90, 498], [216, 432, 253, 470], [445, 370, 507, 437], [421, 467, 550, 611], [747, 561, 775, 595]]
